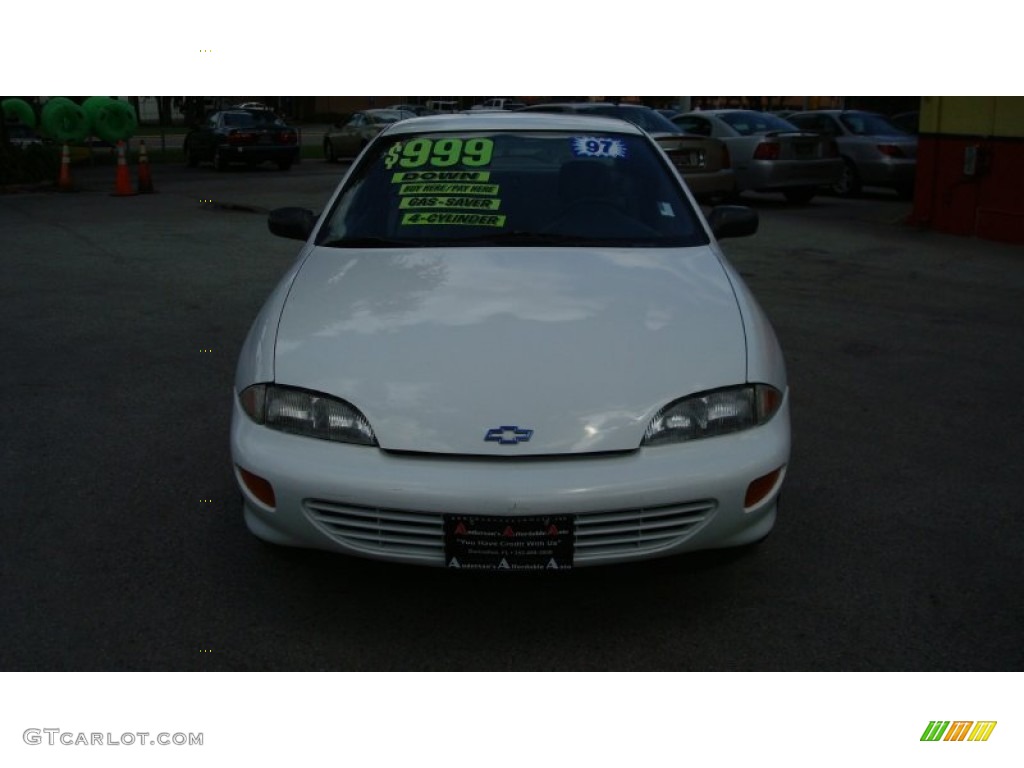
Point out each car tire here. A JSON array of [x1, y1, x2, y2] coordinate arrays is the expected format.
[[278, 160, 292, 171], [832, 158, 861, 197], [213, 148, 228, 172], [184, 140, 198, 168], [324, 140, 336, 163], [783, 187, 816, 204]]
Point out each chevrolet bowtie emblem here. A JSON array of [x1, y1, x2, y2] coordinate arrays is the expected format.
[[484, 426, 534, 445]]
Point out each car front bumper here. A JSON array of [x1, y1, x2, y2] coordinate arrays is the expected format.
[[230, 391, 791, 568]]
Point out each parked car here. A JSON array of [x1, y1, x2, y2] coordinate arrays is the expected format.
[[471, 98, 527, 111], [785, 110, 917, 197], [323, 109, 415, 162], [671, 110, 842, 203], [231, 101, 274, 112], [6, 123, 46, 147], [385, 104, 438, 116], [232, 111, 790, 570], [519, 102, 735, 201], [425, 100, 460, 113], [183, 108, 299, 171]]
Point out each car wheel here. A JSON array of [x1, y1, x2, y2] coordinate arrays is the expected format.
[[832, 158, 861, 197], [184, 140, 198, 168], [783, 187, 816, 204], [278, 159, 292, 171], [895, 182, 915, 200], [213, 148, 228, 172], [324, 140, 336, 163]]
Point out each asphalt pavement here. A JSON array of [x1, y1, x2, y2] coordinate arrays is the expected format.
[[1, 163, 1022, 671]]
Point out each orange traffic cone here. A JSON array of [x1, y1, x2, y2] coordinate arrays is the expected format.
[[137, 140, 154, 193], [57, 144, 73, 192], [112, 140, 137, 197]]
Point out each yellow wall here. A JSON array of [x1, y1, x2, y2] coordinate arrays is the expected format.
[[920, 96, 1024, 138]]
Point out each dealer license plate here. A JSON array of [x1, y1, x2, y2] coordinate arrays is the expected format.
[[443, 515, 574, 571]]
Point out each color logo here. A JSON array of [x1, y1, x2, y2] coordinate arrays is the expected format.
[[921, 721, 997, 741]]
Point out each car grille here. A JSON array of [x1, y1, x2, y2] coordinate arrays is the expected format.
[[574, 500, 716, 561], [303, 499, 717, 563]]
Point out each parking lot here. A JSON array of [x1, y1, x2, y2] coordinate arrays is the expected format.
[[2, 159, 1022, 671]]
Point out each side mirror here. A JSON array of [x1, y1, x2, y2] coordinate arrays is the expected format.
[[708, 205, 758, 239], [268, 207, 317, 241]]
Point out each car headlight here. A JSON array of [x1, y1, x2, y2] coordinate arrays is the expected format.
[[238, 384, 377, 446], [643, 384, 782, 446]]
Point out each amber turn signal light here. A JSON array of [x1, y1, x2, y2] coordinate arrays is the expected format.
[[745, 467, 783, 509], [237, 466, 276, 509]]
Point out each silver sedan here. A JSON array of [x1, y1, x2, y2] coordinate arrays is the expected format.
[[672, 110, 843, 203], [786, 110, 917, 198], [323, 109, 415, 161]]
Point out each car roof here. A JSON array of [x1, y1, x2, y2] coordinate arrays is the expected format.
[[383, 111, 648, 136]]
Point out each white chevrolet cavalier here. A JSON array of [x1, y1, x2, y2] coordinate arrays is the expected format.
[[231, 112, 790, 570]]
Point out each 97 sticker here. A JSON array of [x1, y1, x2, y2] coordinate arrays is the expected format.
[[570, 136, 628, 159]]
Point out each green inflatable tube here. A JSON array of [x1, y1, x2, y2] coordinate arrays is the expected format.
[[2, 98, 36, 128], [40, 98, 89, 143], [82, 97, 138, 144]]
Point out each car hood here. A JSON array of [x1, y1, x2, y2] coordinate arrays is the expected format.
[[273, 245, 746, 455]]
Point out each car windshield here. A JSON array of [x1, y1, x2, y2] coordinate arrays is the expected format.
[[317, 129, 709, 248], [839, 112, 907, 136], [718, 111, 800, 135]]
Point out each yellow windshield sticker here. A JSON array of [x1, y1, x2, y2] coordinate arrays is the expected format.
[[399, 196, 502, 211], [401, 212, 506, 227], [399, 183, 499, 195], [392, 171, 491, 183], [385, 138, 494, 169]]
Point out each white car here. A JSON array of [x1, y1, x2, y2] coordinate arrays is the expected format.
[[231, 112, 790, 570]]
